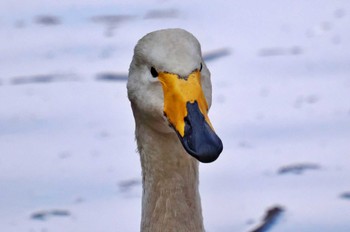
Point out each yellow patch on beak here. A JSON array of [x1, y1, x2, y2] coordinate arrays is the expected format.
[[158, 70, 212, 137]]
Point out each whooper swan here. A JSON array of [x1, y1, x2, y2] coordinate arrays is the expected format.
[[127, 28, 223, 232]]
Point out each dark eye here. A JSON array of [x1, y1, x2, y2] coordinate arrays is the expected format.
[[150, 67, 158, 78], [199, 63, 203, 72]]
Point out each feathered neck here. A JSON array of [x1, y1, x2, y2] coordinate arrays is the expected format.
[[132, 105, 204, 232]]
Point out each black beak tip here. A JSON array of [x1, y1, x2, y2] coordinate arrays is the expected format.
[[182, 134, 223, 163], [192, 139, 223, 163], [175, 101, 223, 163]]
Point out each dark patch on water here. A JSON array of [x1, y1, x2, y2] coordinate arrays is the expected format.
[[34, 15, 61, 26], [258, 46, 303, 57], [294, 94, 319, 108], [96, 72, 128, 82], [91, 14, 134, 24], [31, 209, 70, 221], [90, 14, 134, 37], [278, 163, 321, 175], [334, 8, 346, 19], [118, 179, 141, 193], [340, 192, 350, 200], [58, 151, 72, 159], [249, 205, 284, 232], [11, 73, 79, 85], [237, 141, 254, 149], [144, 9, 180, 19], [203, 48, 231, 62]]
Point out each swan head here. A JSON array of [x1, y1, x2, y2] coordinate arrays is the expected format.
[[128, 28, 223, 163]]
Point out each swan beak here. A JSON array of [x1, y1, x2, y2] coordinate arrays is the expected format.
[[158, 70, 223, 163]]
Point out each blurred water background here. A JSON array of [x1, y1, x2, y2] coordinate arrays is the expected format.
[[1, 1, 350, 231]]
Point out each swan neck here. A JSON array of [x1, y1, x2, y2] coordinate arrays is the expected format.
[[135, 119, 204, 232]]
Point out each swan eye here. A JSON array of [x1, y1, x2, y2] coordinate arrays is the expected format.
[[150, 67, 158, 78], [199, 63, 203, 72]]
